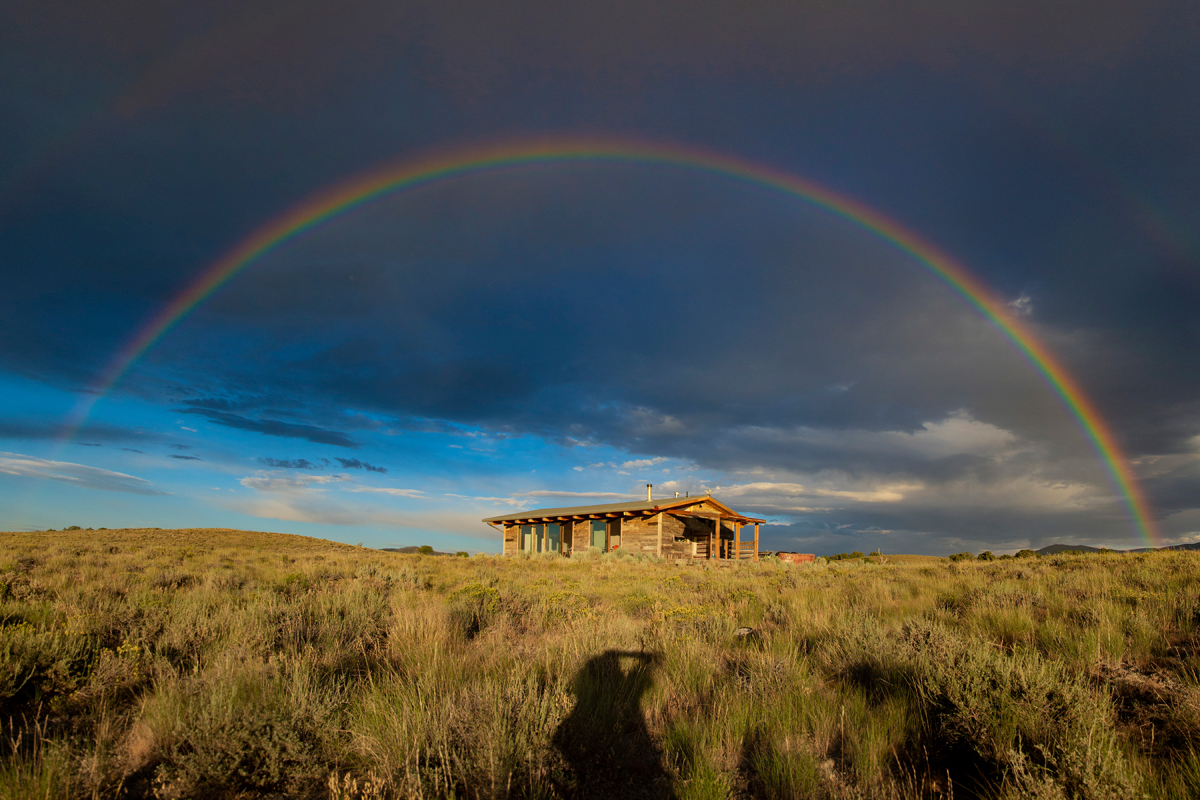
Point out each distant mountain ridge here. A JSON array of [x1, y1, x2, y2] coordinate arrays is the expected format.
[[379, 545, 454, 555], [1035, 541, 1200, 555]]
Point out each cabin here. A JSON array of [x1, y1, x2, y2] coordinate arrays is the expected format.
[[482, 494, 765, 560]]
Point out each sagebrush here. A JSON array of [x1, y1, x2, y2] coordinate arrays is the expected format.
[[0, 527, 1198, 799]]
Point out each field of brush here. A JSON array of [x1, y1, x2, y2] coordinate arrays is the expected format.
[[1, 528, 1198, 799]]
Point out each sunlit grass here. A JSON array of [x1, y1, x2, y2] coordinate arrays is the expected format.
[[0, 527, 1198, 797]]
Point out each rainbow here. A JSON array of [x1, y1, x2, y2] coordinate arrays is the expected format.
[[64, 136, 1160, 546]]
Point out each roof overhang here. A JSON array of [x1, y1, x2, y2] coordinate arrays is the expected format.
[[482, 495, 765, 525]]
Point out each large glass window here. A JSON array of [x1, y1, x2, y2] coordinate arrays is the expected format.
[[520, 525, 534, 553], [547, 523, 561, 553]]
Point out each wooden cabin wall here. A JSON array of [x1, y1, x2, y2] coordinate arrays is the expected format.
[[621, 515, 660, 554], [660, 514, 696, 559], [661, 513, 748, 559], [503, 524, 517, 555]]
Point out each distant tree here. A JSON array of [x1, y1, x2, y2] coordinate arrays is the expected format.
[[999, 554, 1014, 560], [947, 552, 974, 562], [1015, 549, 1039, 558], [418, 545, 434, 555], [455, 551, 470, 557], [977, 551, 996, 561], [828, 551, 865, 561]]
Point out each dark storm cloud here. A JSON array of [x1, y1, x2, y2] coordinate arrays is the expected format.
[[3, 1, 1200, 547], [168, 454, 202, 461], [257, 457, 330, 469], [334, 458, 386, 473], [177, 408, 360, 448]]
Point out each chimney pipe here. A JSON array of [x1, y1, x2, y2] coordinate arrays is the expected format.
[[675, 491, 679, 498], [646, 484, 652, 501]]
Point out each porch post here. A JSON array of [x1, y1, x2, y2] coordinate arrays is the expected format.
[[735, 522, 741, 560], [754, 522, 760, 561]]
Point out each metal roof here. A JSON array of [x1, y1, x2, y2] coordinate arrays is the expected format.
[[481, 495, 759, 524]]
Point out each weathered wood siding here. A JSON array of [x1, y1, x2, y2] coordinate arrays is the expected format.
[[659, 510, 752, 559], [660, 514, 698, 559], [503, 524, 517, 555], [620, 514, 660, 554]]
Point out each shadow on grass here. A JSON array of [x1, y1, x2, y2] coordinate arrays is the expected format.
[[552, 650, 676, 800]]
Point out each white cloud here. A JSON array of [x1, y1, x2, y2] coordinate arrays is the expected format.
[[512, 490, 635, 499], [0, 452, 166, 495], [573, 466, 584, 471], [620, 457, 669, 469], [1008, 293, 1033, 317], [718, 480, 920, 504], [238, 472, 343, 493], [346, 486, 428, 498], [711, 468, 1109, 522]]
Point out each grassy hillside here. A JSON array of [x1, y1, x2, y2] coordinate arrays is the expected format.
[[1, 528, 1198, 799]]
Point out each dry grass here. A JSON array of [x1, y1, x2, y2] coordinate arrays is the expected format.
[[0, 527, 1198, 799]]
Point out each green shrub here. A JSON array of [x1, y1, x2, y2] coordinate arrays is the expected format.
[[1016, 549, 1039, 558], [948, 552, 974, 562], [977, 550, 996, 561], [145, 663, 339, 799]]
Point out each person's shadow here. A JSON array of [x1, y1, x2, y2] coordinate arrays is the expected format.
[[551, 650, 677, 799]]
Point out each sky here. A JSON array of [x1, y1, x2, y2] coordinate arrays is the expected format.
[[1, 1, 1198, 555]]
